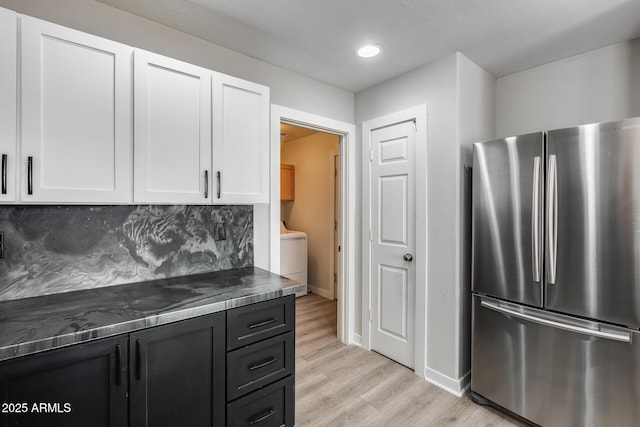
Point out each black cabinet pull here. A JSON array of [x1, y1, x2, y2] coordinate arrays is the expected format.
[[248, 408, 276, 425], [248, 318, 276, 329], [248, 357, 277, 371], [204, 170, 209, 199], [115, 344, 122, 386], [135, 339, 142, 380], [216, 171, 221, 199], [27, 156, 33, 195], [1, 154, 6, 195]]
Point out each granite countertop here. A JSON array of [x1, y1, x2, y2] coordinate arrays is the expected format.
[[0, 267, 305, 362]]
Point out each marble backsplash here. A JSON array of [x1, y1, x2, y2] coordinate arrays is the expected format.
[[0, 205, 253, 301]]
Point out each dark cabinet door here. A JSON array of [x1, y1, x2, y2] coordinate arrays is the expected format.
[[0, 335, 128, 427], [129, 313, 226, 427]]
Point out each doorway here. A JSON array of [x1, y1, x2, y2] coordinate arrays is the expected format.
[[280, 124, 340, 302], [260, 104, 356, 345]]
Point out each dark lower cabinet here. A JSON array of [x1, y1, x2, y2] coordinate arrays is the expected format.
[[226, 295, 295, 427], [0, 296, 294, 427], [227, 376, 294, 427], [0, 335, 128, 427], [129, 312, 226, 427]]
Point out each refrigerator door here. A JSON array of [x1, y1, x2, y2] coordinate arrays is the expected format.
[[472, 133, 544, 307], [546, 117, 640, 328], [471, 295, 640, 427]]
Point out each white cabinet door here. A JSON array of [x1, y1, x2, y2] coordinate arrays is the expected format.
[[133, 50, 212, 204], [20, 16, 132, 203], [0, 8, 16, 202], [212, 74, 269, 204]]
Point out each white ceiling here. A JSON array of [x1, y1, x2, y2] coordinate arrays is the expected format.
[[96, 0, 640, 92]]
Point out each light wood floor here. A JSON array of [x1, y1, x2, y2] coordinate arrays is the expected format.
[[295, 293, 529, 427]]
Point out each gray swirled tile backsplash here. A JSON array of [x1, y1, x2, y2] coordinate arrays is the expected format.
[[0, 205, 253, 301]]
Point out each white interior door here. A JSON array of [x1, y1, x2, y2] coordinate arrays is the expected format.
[[370, 120, 416, 368]]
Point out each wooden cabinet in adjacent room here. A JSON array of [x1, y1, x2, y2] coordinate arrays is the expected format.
[[280, 164, 295, 201]]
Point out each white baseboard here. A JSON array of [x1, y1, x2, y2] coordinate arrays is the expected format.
[[308, 285, 333, 300], [424, 367, 471, 397], [351, 333, 362, 347]]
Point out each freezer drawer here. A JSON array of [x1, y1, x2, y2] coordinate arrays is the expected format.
[[471, 295, 640, 427]]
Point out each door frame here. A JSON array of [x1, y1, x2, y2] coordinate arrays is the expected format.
[[256, 104, 357, 345], [362, 104, 428, 378]]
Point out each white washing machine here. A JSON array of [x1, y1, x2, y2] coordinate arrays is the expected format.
[[280, 222, 308, 296]]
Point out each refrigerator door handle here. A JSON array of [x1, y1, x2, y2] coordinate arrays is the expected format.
[[547, 154, 558, 284], [531, 156, 541, 282], [480, 300, 631, 342]]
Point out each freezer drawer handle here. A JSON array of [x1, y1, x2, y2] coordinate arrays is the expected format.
[[531, 156, 541, 282], [547, 155, 558, 284], [480, 300, 631, 343]]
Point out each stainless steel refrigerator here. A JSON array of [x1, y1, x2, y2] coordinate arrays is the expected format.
[[471, 117, 640, 426]]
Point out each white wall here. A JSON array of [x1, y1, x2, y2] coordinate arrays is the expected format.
[[497, 39, 640, 137], [355, 52, 496, 391], [0, 0, 354, 124], [0, 0, 355, 274], [457, 55, 496, 381], [281, 132, 339, 298]]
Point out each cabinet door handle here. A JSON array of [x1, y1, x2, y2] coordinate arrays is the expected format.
[[1, 154, 6, 195], [248, 357, 277, 371], [248, 318, 276, 329], [248, 408, 276, 425], [216, 171, 221, 199], [204, 170, 209, 199], [27, 156, 33, 195], [135, 339, 142, 380], [115, 344, 122, 386]]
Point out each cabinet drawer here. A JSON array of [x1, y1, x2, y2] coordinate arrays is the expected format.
[[227, 332, 294, 400], [227, 296, 294, 350], [227, 376, 294, 427]]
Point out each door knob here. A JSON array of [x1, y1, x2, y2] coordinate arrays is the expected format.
[[403, 253, 413, 262]]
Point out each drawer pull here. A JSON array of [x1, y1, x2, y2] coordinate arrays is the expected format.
[[248, 357, 277, 371], [248, 408, 276, 425], [248, 318, 276, 329]]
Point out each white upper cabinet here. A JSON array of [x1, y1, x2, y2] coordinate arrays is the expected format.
[[0, 8, 17, 202], [133, 49, 212, 204], [212, 74, 270, 204], [20, 16, 132, 203]]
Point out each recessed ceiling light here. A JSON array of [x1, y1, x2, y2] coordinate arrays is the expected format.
[[356, 44, 381, 58]]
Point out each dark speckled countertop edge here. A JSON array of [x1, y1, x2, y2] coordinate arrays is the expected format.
[[0, 268, 306, 362]]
